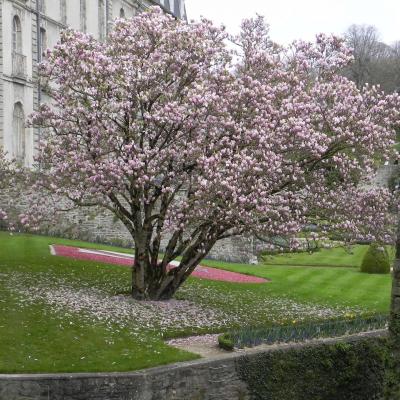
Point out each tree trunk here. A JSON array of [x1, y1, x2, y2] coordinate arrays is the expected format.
[[131, 263, 189, 301], [385, 220, 400, 399], [130, 230, 217, 300], [131, 243, 188, 301], [131, 247, 147, 300], [131, 249, 208, 300]]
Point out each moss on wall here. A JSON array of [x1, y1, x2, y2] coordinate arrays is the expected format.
[[236, 337, 387, 400]]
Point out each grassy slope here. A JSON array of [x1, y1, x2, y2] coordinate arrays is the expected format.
[[0, 232, 197, 373], [0, 232, 392, 373]]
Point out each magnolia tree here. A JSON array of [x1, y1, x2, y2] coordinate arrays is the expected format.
[[31, 7, 400, 300], [0, 150, 11, 223], [0, 151, 25, 228], [0, 152, 32, 230]]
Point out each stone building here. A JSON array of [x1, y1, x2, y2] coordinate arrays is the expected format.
[[0, 0, 186, 166]]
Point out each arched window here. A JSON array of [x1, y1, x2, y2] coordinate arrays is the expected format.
[[12, 16, 22, 53], [40, 27, 47, 54], [80, 0, 86, 32], [60, 0, 67, 24], [12, 103, 26, 163], [98, 0, 105, 40], [119, 8, 125, 18]]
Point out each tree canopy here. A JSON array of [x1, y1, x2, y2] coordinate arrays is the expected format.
[[31, 7, 400, 299]]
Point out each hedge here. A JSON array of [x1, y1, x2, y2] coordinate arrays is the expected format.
[[236, 336, 387, 400]]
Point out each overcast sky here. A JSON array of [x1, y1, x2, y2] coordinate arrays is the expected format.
[[185, 0, 400, 46]]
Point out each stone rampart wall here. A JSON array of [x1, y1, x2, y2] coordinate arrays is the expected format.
[[0, 192, 256, 263], [0, 331, 386, 400], [1, 164, 396, 264]]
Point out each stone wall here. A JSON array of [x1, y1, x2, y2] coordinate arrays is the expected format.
[[56, 208, 256, 263], [0, 331, 386, 400], [0, 191, 256, 263], [365, 163, 399, 189], [1, 163, 396, 265]]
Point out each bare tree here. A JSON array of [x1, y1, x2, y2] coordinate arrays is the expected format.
[[344, 24, 382, 89], [344, 25, 400, 93], [390, 41, 400, 93]]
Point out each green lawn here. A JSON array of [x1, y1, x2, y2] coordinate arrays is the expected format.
[[201, 259, 391, 312], [0, 232, 392, 373], [261, 245, 371, 267], [0, 233, 196, 373]]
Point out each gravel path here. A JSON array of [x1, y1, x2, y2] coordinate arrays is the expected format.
[[166, 334, 226, 358]]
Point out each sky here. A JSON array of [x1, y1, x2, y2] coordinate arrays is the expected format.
[[184, 0, 400, 46]]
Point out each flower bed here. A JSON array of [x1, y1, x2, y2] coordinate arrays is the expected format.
[[50, 245, 269, 283], [218, 314, 388, 350]]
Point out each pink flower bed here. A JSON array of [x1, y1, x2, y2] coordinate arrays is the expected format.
[[51, 245, 268, 284]]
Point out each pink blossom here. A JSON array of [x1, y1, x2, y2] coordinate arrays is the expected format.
[[27, 8, 400, 299]]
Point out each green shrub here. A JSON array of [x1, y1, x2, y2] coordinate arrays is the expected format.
[[360, 243, 390, 274], [218, 333, 234, 351]]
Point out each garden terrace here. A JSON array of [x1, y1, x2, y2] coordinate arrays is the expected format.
[[0, 232, 392, 373]]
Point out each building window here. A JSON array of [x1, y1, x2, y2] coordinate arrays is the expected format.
[[99, 0, 105, 40], [80, 0, 86, 32], [119, 8, 125, 18], [164, 0, 170, 10], [39, 0, 45, 13], [60, 0, 67, 24], [12, 15, 22, 54], [12, 103, 26, 164], [40, 27, 47, 55], [174, 0, 181, 16]]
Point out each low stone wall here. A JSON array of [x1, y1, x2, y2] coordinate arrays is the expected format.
[[2, 356, 248, 400], [368, 164, 399, 188], [0, 331, 387, 400]]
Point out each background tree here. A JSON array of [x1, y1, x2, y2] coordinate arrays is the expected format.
[[344, 24, 400, 93], [31, 8, 400, 300], [344, 24, 382, 89], [389, 41, 400, 93]]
